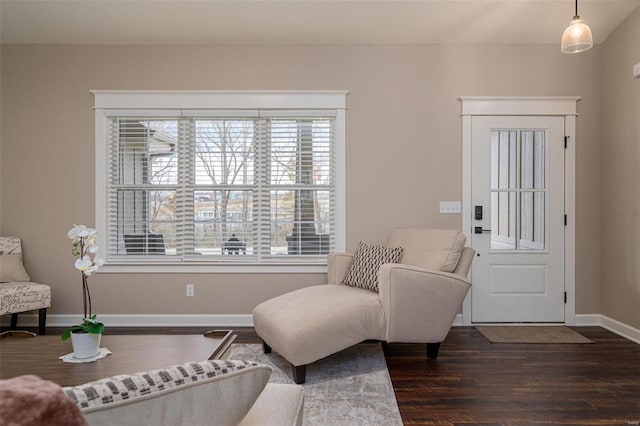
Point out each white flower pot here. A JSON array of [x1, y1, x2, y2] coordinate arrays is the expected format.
[[71, 331, 102, 359]]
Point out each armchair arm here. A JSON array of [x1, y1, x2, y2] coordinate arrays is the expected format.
[[327, 252, 353, 285], [378, 263, 471, 343]]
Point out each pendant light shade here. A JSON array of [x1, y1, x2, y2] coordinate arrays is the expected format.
[[561, 0, 593, 53]]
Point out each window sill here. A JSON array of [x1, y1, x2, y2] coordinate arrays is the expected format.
[[98, 263, 328, 274]]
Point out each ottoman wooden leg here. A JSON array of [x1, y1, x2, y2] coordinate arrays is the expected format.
[[292, 365, 306, 384], [262, 339, 272, 354], [426, 342, 441, 360]]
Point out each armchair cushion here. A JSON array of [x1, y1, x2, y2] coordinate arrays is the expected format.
[[0, 255, 31, 283], [0, 282, 51, 315], [388, 228, 466, 273], [342, 242, 404, 292], [253, 284, 385, 366]]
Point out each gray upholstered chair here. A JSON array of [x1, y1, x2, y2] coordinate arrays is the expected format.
[[253, 228, 474, 384], [0, 237, 51, 335]]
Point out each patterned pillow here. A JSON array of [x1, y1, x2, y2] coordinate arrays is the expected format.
[[342, 242, 404, 292], [0, 255, 31, 283]]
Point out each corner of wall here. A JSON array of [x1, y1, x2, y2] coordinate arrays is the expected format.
[[598, 5, 640, 330]]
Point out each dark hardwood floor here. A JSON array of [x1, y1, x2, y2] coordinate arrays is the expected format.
[[384, 327, 640, 425], [40, 325, 640, 425]]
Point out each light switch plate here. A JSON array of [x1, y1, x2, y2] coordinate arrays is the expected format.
[[440, 201, 461, 214], [634, 63, 640, 79]]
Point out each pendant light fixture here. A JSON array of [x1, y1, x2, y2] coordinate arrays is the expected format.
[[561, 0, 593, 53]]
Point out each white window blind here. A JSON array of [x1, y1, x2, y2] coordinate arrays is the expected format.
[[105, 110, 337, 265]]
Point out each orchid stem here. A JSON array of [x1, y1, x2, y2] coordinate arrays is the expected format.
[[79, 238, 92, 320], [82, 272, 88, 319], [85, 273, 92, 319]]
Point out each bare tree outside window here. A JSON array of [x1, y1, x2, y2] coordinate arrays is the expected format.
[[195, 120, 254, 254]]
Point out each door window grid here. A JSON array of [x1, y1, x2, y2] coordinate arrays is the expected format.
[[490, 130, 546, 251]]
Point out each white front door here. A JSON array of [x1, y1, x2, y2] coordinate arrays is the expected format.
[[471, 116, 565, 323]]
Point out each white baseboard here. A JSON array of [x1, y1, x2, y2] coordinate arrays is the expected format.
[[599, 315, 640, 344], [5, 312, 638, 344], [574, 314, 602, 326], [2, 314, 254, 328]]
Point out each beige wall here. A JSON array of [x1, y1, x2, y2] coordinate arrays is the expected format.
[[601, 7, 640, 329], [0, 44, 3, 230], [1, 43, 604, 318]]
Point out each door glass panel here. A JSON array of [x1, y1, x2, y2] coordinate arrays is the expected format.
[[490, 129, 546, 251], [521, 130, 545, 189], [534, 191, 545, 247], [519, 192, 545, 250], [492, 130, 517, 189], [491, 191, 516, 250], [520, 191, 533, 242]]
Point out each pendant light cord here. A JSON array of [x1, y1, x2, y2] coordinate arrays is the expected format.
[[575, 0, 579, 19]]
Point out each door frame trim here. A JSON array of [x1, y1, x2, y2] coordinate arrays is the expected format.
[[460, 96, 580, 326]]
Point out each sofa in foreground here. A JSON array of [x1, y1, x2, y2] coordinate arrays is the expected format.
[[0, 360, 304, 426]]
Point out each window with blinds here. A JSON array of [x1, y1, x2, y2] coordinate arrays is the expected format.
[[105, 111, 337, 265]]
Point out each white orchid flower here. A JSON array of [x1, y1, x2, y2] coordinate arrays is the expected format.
[[67, 225, 83, 240], [68, 224, 92, 240], [84, 265, 99, 276], [74, 256, 93, 272], [67, 224, 104, 330], [86, 229, 97, 243]]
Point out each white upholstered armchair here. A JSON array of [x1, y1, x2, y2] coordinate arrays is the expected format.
[[253, 228, 474, 384], [0, 237, 51, 335]]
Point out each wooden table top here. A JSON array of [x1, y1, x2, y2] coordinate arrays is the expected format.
[[0, 331, 236, 387]]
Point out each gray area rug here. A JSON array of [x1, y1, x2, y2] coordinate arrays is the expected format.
[[228, 343, 403, 426], [476, 326, 593, 343]]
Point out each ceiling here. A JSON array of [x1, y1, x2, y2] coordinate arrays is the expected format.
[[1, 0, 638, 45]]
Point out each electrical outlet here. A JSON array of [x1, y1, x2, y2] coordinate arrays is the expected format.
[[186, 284, 195, 297], [439, 201, 461, 214]]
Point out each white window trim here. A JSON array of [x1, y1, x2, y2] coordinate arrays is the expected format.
[[94, 90, 347, 273]]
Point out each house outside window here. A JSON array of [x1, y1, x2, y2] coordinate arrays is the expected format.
[[93, 91, 347, 272]]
